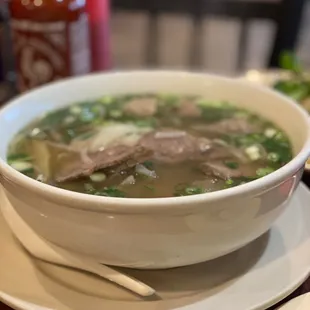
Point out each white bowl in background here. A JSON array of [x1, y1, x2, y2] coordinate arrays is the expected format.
[[0, 71, 310, 269]]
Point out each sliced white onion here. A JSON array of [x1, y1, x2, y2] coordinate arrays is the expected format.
[[71, 123, 152, 153], [121, 175, 136, 185], [135, 164, 157, 178], [155, 131, 186, 139]]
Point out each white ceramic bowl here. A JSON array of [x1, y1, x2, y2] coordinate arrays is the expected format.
[[0, 71, 310, 269]]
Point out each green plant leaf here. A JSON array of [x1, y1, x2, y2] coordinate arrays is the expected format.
[[279, 50, 302, 73]]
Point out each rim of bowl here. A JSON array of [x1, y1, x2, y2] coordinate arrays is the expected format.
[[1, 70, 310, 213]]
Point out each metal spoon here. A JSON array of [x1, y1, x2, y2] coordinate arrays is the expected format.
[[0, 190, 155, 297]]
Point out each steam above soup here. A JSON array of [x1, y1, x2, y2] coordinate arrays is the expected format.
[[7, 94, 293, 198]]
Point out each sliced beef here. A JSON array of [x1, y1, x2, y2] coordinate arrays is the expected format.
[[178, 100, 201, 118], [207, 147, 232, 160], [123, 97, 158, 117], [55, 145, 152, 182], [200, 162, 244, 180], [138, 130, 212, 164], [207, 144, 249, 163], [192, 118, 259, 135]]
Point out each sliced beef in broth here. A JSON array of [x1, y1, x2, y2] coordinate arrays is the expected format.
[[8, 93, 292, 198], [193, 118, 259, 135], [207, 143, 249, 163], [123, 97, 158, 117], [200, 162, 244, 180], [139, 130, 212, 163], [178, 100, 201, 118], [56, 145, 152, 182]]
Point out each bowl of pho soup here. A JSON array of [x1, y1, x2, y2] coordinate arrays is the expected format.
[[0, 71, 309, 269]]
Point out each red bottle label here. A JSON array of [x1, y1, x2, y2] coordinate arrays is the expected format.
[[11, 14, 91, 92]]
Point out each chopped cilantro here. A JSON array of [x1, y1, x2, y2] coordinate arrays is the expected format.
[[94, 187, 125, 198], [144, 185, 155, 191], [143, 161, 154, 170]]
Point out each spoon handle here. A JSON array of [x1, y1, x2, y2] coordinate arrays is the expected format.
[[33, 244, 156, 297], [76, 260, 155, 297]]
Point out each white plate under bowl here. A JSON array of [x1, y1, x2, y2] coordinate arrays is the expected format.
[[1, 184, 310, 310]]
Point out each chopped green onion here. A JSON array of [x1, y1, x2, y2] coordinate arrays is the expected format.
[[224, 179, 236, 188], [256, 167, 274, 178], [79, 110, 96, 123], [245, 145, 262, 161], [264, 128, 277, 138], [7, 153, 32, 164], [10, 161, 34, 173], [144, 185, 155, 191], [225, 179, 234, 186], [94, 187, 125, 198], [109, 110, 123, 118], [70, 105, 82, 115], [174, 186, 206, 196], [63, 115, 76, 125], [158, 94, 179, 106], [74, 131, 96, 141], [143, 161, 154, 170], [89, 173, 107, 182], [197, 100, 230, 108], [66, 129, 77, 140], [30, 128, 43, 138], [267, 152, 280, 163], [134, 119, 157, 128], [100, 96, 113, 105]]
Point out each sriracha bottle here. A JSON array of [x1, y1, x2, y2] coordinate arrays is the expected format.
[[9, 0, 91, 92]]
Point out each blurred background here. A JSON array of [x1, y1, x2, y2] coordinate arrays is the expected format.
[[0, 0, 309, 102]]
